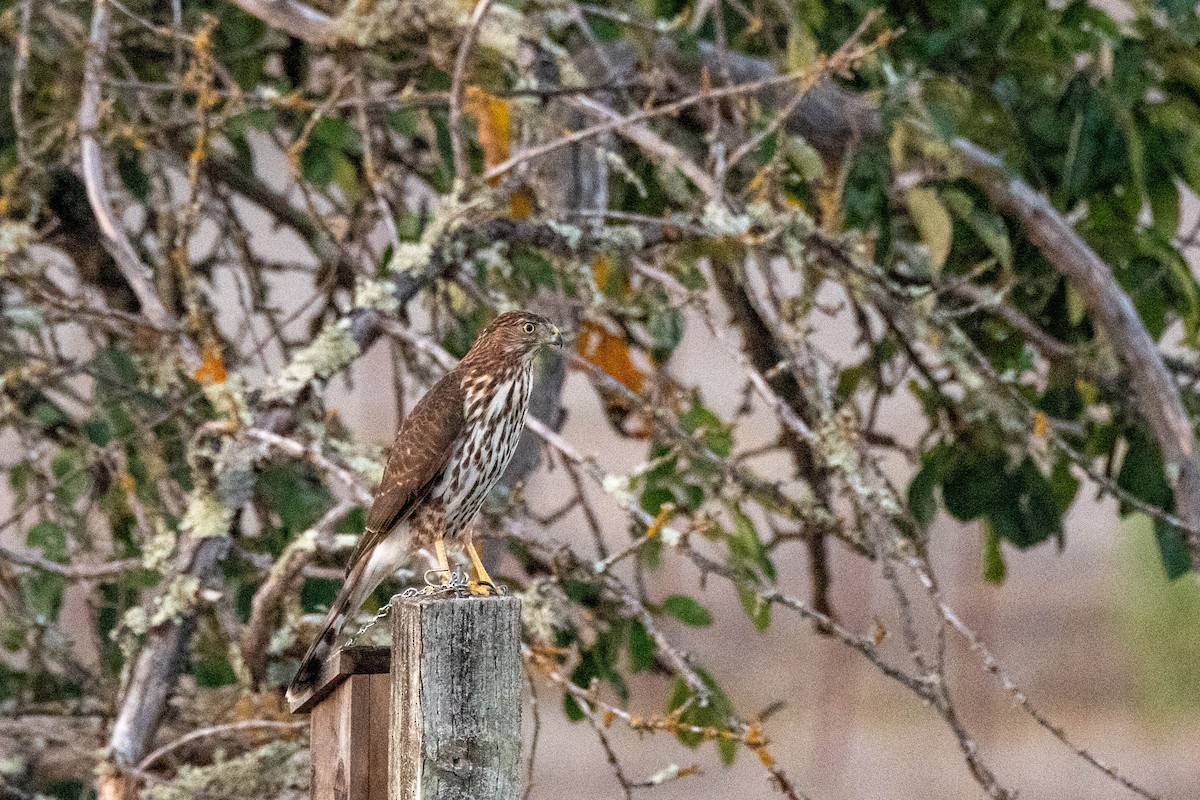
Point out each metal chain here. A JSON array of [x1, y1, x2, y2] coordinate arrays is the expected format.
[[345, 569, 492, 645]]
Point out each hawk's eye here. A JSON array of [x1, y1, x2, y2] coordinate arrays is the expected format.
[[522, 322, 536, 334]]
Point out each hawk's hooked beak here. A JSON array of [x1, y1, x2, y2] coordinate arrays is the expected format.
[[547, 325, 563, 349]]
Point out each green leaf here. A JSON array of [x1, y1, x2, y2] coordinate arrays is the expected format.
[[941, 188, 1012, 271], [31, 400, 67, 430], [661, 594, 712, 627], [310, 116, 360, 152], [386, 109, 418, 137], [785, 23, 818, 72], [257, 463, 329, 533], [331, 154, 360, 201], [300, 140, 334, 187], [727, 504, 775, 580], [909, 445, 949, 529], [905, 187, 953, 272], [26, 520, 67, 563], [982, 522, 1007, 584], [116, 150, 150, 202], [1153, 519, 1191, 580], [628, 618, 656, 672], [193, 634, 238, 687], [1049, 455, 1080, 514], [562, 578, 603, 606], [511, 249, 555, 289], [717, 737, 738, 766], [1143, 232, 1200, 344], [640, 485, 675, 516], [783, 136, 826, 182], [1116, 435, 1172, 510], [21, 573, 64, 622], [1005, 457, 1062, 548], [563, 692, 585, 722], [679, 399, 733, 458], [83, 418, 112, 447], [665, 670, 738, 760], [51, 450, 90, 505], [300, 577, 339, 614], [737, 586, 770, 631], [1148, 172, 1181, 241], [942, 453, 1003, 521], [647, 306, 685, 360]]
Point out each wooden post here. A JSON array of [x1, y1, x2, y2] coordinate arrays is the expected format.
[[391, 595, 522, 800], [290, 646, 391, 800]]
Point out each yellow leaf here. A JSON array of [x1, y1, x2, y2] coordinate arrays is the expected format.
[[592, 254, 629, 296], [1033, 410, 1048, 439], [508, 187, 535, 220], [747, 166, 771, 201], [194, 341, 227, 385], [905, 187, 953, 272], [463, 86, 510, 172], [1066, 285, 1087, 325], [785, 23, 818, 72], [593, 254, 610, 288]]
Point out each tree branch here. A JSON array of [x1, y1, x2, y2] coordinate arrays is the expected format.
[[79, 0, 186, 352], [954, 138, 1200, 564], [239, 500, 356, 685], [229, 0, 334, 43]]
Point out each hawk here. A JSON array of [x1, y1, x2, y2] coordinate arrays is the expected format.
[[288, 311, 562, 700]]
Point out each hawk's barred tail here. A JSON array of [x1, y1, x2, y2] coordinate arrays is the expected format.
[[286, 554, 378, 705]]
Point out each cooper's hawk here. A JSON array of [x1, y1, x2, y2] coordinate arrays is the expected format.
[[287, 311, 562, 700]]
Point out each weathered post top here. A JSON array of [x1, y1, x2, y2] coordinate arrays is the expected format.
[[391, 594, 523, 800]]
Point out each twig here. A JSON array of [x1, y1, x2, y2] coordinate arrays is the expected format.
[[448, 0, 497, 188], [0, 545, 142, 580], [136, 720, 306, 771], [724, 10, 883, 177], [79, 0, 190, 359], [244, 427, 375, 505], [483, 44, 878, 183], [904, 563, 1161, 799], [239, 500, 356, 684], [9, 0, 34, 169], [566, 96, 721, 198], [229, 0, 334, 43]]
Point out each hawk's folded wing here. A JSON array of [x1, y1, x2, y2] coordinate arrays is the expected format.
[[345, 370, 465, 573]]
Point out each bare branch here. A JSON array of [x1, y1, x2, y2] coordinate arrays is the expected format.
[[137, 720, 306, 772], [229, 0, 334, 43], [239, 500, 356, 685], [79, 0, 187, 354], [0, 544, 142, 580]]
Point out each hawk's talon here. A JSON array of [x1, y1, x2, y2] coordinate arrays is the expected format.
[[467, 580, 504, 597]]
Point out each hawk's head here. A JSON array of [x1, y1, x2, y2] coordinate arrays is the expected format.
[[471, 311, 563, 364]]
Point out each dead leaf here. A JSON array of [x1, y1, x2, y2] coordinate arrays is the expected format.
[[194, 341, 227, 385], [576, 319, 645, 394], [463, 86, 510, 172]]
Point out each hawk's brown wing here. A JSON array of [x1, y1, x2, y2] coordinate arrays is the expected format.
[[345, 369, 465, 573]]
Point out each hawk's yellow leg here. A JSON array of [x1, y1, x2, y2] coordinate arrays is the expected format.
[[465, 533, 500, 595], [429, 536, 452, 585]]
